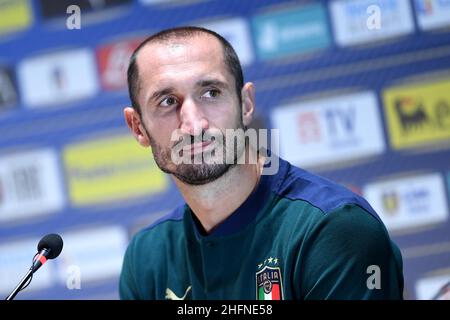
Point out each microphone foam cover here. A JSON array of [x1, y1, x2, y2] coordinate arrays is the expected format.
[[37, 233, 63, 259]]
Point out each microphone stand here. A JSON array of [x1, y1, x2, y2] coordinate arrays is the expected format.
[[5, 268, 33, 300], [5, 235, 62, 300]]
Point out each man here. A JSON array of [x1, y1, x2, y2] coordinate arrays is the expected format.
[[119, 26, 404, 300]]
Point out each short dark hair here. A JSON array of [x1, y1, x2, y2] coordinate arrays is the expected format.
[[127, 26, 244, 115]]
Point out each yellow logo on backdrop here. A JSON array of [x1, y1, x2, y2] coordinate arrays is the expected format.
[[383, 79, 450, 149], [0, 0, 32, 35], [64, 135, 168, 206]]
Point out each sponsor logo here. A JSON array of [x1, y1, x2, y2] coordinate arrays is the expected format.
[[330, 0, 414, 46], [56, 226, 128, 283], [394, 97, 428, 132], [382, 190, 399, 215], [383, 78, 450, 149], [415, 0, 450, 30], [201, 17, 254, 66], [63, 134, 168, 206], [363, 173, 448, 231], [38, 0, 132, 19], [256, 257, 283, 300], [298, 111, 321, 144], [271, 91, 385, 168], [0, 66, 17, 109], [0, 149, 65, 223], [251, 3, 330, 60], [97, 37, 144, 90], [18, 48, 99, 108], [0, 0, 32, 36]]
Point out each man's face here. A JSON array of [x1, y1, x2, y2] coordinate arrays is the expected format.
[[132, 34, 245, 185]]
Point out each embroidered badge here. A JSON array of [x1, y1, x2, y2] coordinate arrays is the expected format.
[[256, 257, 283, 300]]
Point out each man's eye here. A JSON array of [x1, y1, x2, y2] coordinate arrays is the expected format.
[[202, 89, 220, 99], [160, 96, 178, 108]]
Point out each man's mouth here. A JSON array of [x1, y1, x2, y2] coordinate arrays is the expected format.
[[172, 132, 221, 158], [185, 140, 213, 154]]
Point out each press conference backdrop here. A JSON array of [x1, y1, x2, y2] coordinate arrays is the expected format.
[[0, 0, 449, 300]]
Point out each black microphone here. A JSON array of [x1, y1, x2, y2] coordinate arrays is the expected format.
[[5, 233, 64, 300], [31, 234, 64, 273]]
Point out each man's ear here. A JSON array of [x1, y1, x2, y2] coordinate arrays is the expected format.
[[124, 107, 150, 147], [241, 82, 255, 127]]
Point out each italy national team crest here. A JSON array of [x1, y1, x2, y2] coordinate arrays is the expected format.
[[256, 265, 284, 300]]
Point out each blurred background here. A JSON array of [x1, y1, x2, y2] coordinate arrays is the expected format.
[[0, 0, 449, 300]]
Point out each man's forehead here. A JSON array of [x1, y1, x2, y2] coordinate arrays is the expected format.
[[144, 41, 191, 60], [135, 34, 230, 88], [165, 42, 186, 54], [138, 33, 223, 63]]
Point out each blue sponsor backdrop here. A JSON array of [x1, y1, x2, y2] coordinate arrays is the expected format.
[[0, 0, 449, 299]]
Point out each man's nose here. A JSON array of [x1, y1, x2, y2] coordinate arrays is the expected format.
[[179, 98, 209, 136]]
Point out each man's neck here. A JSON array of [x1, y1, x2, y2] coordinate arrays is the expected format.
[[173, 151, 265, 234]]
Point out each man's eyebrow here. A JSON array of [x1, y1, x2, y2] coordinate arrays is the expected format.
[[196, 79, 228, 89], [146, 80, 228, 105], [148, 87, 174, 104]]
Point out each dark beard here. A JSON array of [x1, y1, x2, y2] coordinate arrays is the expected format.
[[144, 125, 242, 186], [171, 161, 234, 186]]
